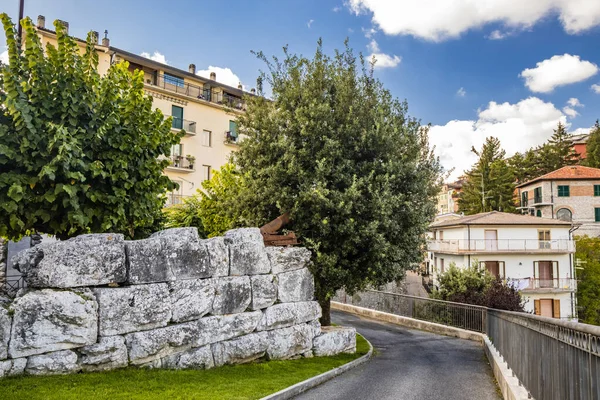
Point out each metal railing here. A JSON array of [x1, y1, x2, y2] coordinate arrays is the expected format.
[[224, 131, 240, 144], [335, 289, 600, 400], [166, 155, 194, 170], [152, 75, 245, 110], [171, 117, 197, 134], [515, 278, 577, 291], [427, 239, 575, 253]]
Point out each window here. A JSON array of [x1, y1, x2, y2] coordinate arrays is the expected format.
[[171, 106, 183, 130], [534, 261, 559, 289], [521, 191, 528, 207], [166, 180, 183, 206], [536, 210, 542, 217], [595, 185, 600, 197], [534, 187, 542, 204], [229, 120, 238, 138], [440, 258, 445, 274], [538, 230, 550, 249], [480, 261, 505, 278], [439, 231, 444, 240], [595, 208, 600, 222], [164, 73, 184, 88], [170, 144, 183, 167], [202, 165, 211, 182], [534, 299, 560, 318], [557, 185, 570, 197], [556, 208, 572, 222], [202, 130, 212, 147]]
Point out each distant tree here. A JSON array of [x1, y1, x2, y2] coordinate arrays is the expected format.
[[584, 121, 600, 169], [0, 16, 180, 240], [433, 262, 524, 312], [458, 137, 516, 214], [574, 236, 600, 326], [230, 40, 443, 325], [536, 122, 579, 173], [508, 148, 540, 184]]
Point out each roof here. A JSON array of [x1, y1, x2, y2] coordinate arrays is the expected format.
[[516, 165, 600, 188], [430, 211, 571, 229], [571, 133, 589, 145]]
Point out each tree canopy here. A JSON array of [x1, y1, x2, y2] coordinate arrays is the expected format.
[[229, 41, 442, 324], [0, 16, 180, 240], [583, 121, 600, 169], [574, 236, 600, 326], [458, 137, 515, 215]]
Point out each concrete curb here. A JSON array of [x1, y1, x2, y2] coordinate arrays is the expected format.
[[332, 301, 530, 400], [260, 334, 373, 400]]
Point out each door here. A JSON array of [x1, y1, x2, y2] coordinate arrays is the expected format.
[[538, 261, 553, 288], [485, 230, 497, 251], [539, 299, 553, 317], [171, 105, 183, 130], [485, 261, 500, 278]]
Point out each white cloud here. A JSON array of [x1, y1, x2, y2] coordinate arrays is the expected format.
[[347, 0, 600, 41], [196, 66, 244, 89], [520, 54, 598, 93], [362, 27, 377, 38], [487, 30, 507, 40], [367, 39, 379, 53], [456, 87, 466, 97], [307, 19, 314, 28], [429, 97, 567, 179], [368, 53, 401, 69], [348, 28, 355, 33], [140, 51, 168, 65], [333, 6, 342, 12], [567, 97, 583, 107], [592, 84, 600, 94], [562, 107, 579, 118], [571, 127, 591, 136], [0, 49, 8, 65]]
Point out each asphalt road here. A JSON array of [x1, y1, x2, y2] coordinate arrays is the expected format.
[[296, 311, 500, 400]]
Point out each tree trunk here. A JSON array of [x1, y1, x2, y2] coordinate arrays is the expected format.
[[318, 296, 331, 326]]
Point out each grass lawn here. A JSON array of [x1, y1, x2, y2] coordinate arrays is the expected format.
[[0, 334, 370, 400]]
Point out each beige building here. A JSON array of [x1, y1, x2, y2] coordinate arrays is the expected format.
[[516, 165, 600, 237], [436, 179, 464, 215], [33, 16, 251, 205]]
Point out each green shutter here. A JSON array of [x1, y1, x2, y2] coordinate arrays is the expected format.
[[229, 120, 238, 138], [172, 106, 183, 130], [595, 185, 600, 197], [536, 210, 542, 217], [595, 208, 600, 222], [558, 185, 570, 197]]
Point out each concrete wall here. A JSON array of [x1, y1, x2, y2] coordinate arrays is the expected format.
[[0, 228, 355, 377]]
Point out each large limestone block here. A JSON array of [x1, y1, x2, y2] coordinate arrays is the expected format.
[[94, 284, 172, 336], [25, 350, 80, 375], [267, 324, 314, 360], [0, 358, 26, 377], [267, 247, 312, 274], [257, 301, 321, 331], [9, 289, 98, 358], [225, 228, 271, 275], [212, 277, 251, 315], [212, 331, 269, 367], [169, 279, 215, 323], [205, 237, 229, 277], [12, 234, 126, 288], [312, 326, 357, 356], [79, 336, 128, 372], [125, 311, 261, 364], [0, 306, 10, 360], [250, 275, 277, 310], [308, 319, 322, 338], [126, 228, 212, 284], [277, 268, 314, 303], [162, 345, 214, 370]]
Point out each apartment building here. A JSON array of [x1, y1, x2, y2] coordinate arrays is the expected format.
[[436, 179, 464, 215], [33, 16, 252, 205], [516, 165, 600, 236], [427, 211, 577, 320]]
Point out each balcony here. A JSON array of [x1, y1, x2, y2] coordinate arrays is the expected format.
[[511, 278, 576, 292], [427, 239, 575, 254], [164, 194, 191, 207], [149, 75, 246, 111], [165, 155, 195, 172], [224, 131, 240, 145], [171, 117, 197, 135]]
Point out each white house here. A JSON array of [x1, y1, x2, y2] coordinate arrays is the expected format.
[[426, 211, 577, 320]]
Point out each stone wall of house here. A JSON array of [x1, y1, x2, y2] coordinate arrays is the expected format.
[[0, 238, 6, 289], [0, 227, 355, 377]]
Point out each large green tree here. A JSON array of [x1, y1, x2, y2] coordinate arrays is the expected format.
[[574, 236, 600, 326], [458, 137, 516, 214], [230, 41, 442, 324], [0, 16, 180, 240], [583, 120, 600, 168]]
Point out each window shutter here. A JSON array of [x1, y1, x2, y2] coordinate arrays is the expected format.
[[501, 262, 506, 280], [534, 299, 541, 315], [553, 299, 560, 318], [533, 261, 539, 279], [595, 208, 600, 222], [553, 261, 559, 286]]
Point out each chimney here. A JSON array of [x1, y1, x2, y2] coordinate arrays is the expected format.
[[210, 71, 216, 81], [56, 19, 69, 34], [189, 64, 196, 74], [102, 30, 110, 47], [37, 15, 45, 29], [91, 31, 99, 45], [250, 88, 256, 95], [237, 82, 242, 90]]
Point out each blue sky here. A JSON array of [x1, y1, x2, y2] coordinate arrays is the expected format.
[[2, 0, 600, 179]]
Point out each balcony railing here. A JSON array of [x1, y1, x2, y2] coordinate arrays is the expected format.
[[151, 75, 246, 110], [224, 131, 240, 145], [166, 155, 194, 171], [508, 278, 576, 291], [427, 239, 575, 253], [171, 117, 197, 134], [165, 194, 191, 206]]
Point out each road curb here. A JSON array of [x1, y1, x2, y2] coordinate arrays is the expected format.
[[260, 334, 373, 400]]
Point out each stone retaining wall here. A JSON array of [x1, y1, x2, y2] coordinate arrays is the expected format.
[[0, 227, 355, 377]]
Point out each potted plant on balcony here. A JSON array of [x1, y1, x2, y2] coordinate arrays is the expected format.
[[173, 155, 182, 168], [186, 155, 196, 170]]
